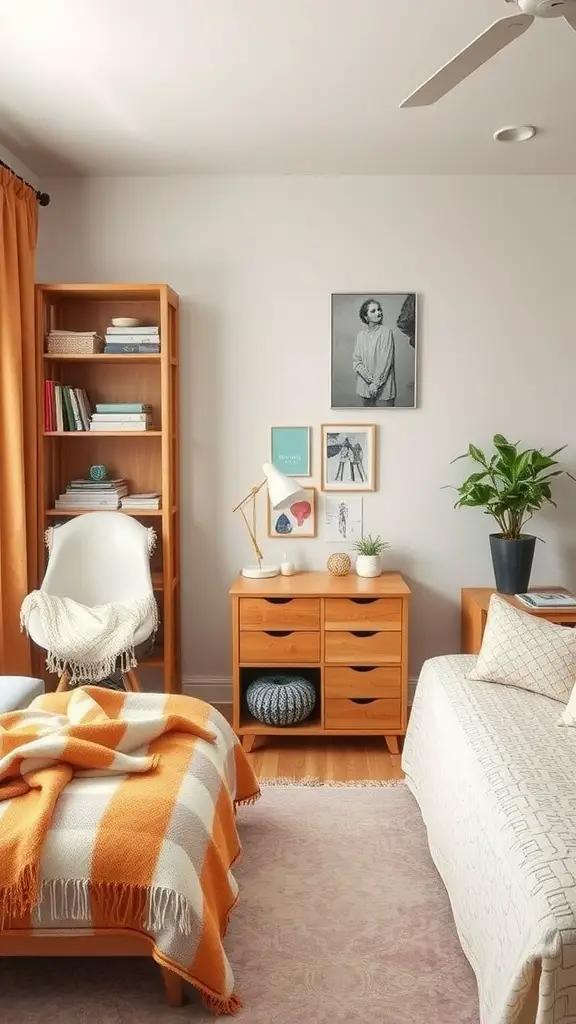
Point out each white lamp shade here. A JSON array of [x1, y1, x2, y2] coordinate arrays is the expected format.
[[262, 462, 307, 509]]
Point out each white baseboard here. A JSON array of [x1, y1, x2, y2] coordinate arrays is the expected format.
[[183, 676, 419, 707]]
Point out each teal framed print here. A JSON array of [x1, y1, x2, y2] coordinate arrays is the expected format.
[[270, 426, 311, 477]]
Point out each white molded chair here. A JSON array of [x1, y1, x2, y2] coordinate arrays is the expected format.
[[27, 513, 157, 692]]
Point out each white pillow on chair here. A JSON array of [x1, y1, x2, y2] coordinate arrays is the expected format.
[[468, 594, 576, 704]]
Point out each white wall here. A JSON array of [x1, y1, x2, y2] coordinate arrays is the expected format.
[[0, 143, 38, 186], [36, 175, 576, 694]]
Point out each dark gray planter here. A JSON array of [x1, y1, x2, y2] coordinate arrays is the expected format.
[[489, 534, 536, 595]]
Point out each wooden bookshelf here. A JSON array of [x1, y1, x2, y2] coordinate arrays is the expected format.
[[35, 283, 181, 693]]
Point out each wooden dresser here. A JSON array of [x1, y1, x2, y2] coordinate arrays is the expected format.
[[230, 571, 410, 754]]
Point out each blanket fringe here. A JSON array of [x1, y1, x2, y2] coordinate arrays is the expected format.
[[257, 776, 406, 788], [0, 864, 39, 928], [28, 879, 194, 937], [234, 788, 261, 808], [202, 992, 243, 1016]]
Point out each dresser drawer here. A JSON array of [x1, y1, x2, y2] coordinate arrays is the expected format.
[[239, 630, 320, 664], [324, 598, 402, 632], [239, 597, 320, 631], [324, 630, 402, 664], [325, 697, 402, 731], [324, 666, 402, 699]]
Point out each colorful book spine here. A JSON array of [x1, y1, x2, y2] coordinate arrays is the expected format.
[[106, 326, 159, 335], [95, 403, 151, 413], [103, 344, 160, 353]]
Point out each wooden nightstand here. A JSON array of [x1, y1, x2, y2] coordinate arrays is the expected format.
[[229, 571, 410, 754], [461, 587, 576, 655]]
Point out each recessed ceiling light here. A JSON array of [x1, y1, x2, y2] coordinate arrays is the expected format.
[[493, 125, 538, 143]]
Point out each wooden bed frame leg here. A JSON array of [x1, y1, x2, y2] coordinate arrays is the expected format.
[[123, 669, 142, 692], [161, 966, 184, 1007], [385, 735, 400, 755]]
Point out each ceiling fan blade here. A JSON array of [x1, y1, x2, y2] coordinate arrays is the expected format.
[[564, 8, 576, 31], [400, 14, 534, 107]]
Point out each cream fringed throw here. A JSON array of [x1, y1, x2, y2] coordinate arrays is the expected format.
[[20, 591, 158, 683]]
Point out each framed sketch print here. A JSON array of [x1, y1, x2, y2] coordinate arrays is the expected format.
[[321, 425, 376, 492], [331, 293, 417, 409], [270, 426, 311, 477], [323, 495, 363, 543], [268, 487, 317, 538]]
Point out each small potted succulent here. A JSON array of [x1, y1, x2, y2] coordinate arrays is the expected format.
[[450, 434, 575, 594], [353, 535, 390, 578]]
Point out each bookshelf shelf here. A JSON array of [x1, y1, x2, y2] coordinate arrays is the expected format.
[[45, 508, 164, 518], [43, 431, 163, 438], [43, 354, 162, 364], [36, 282, 181, 693]]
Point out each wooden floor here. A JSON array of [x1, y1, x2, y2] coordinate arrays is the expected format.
[[215, 707, 404, 781], [246, 735, 404, 782]]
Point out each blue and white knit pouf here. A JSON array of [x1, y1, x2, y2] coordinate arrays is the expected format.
[[245, 674, 316, 727]]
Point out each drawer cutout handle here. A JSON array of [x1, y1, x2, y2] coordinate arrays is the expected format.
[[350, 666, 377, 673], [350, 598, 378, 605], [350, 631, 378, 638], [264, 598, 293, 605], [350, 698, 377, 706], [264, 630, 294, 638]]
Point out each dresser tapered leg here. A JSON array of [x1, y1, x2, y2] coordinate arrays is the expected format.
[[242, 734, 258, 753], [385, 735, 400, 755]]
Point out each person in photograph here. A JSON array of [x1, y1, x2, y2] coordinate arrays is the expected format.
[[335, 437, 353, 481], [352, 299, 396, 407], [351, 441, 366, 482]]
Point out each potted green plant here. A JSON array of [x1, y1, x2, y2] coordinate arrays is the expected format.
[[450, 434, 575, 594], [353, 535, 390, 578]]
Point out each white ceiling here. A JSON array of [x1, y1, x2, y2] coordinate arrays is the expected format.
[[1, 0, 575, 176]]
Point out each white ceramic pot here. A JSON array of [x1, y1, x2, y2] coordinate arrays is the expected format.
[[356, 554, 382, 578]]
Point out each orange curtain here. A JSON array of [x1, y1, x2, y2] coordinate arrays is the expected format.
[[0, 168, 39, 674]]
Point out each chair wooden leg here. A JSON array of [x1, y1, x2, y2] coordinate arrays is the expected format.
[[123, 668, 142, 692], [161, 966, 184, 1007], [56, 671, 71, 693]]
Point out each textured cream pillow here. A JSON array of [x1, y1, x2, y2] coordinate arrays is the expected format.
[[469, 594, 576, 703]]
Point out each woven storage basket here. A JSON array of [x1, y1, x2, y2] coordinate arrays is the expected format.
[[47, 336, 104, 354]]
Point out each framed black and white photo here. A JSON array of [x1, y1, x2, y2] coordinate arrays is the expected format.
[[331, 293, 417, 409], [321, 424, 376, 492]]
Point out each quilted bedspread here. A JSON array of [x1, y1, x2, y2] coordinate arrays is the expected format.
[[403, 654, 576, 1024]]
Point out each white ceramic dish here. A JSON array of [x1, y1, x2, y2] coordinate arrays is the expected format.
[[110, 317, 142, 328]]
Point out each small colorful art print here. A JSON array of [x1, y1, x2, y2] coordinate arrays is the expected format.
[[270, 426, 311, 477], [268, 487, 317, 538], [321, 424, 376, 492]]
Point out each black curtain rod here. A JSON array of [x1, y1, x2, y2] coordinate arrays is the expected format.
[[0, 158, 50, 206]]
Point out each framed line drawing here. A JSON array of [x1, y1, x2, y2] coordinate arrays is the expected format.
[[268, 487, 317, 538], [331, 293, 417, 409], [321, 424, 376, 492], [270, 426, 312, 477], [323, 495, 363, 543]]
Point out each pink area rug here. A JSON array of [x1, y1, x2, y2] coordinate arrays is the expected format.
[[0, 783, 479, 1023]]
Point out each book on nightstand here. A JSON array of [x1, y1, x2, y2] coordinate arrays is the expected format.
[[516, 591, 576, 609]]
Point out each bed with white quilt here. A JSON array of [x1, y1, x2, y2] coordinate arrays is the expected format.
[[403, 653, 576, 1024]]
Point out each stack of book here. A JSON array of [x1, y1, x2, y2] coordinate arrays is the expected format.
[[89, 403, 154, 432], [55, 478, 128, 511], [104, 325, 160, 354], [44, 381, 92, 431], [516, 591, 576, 609], [121, 492, 161, 511]]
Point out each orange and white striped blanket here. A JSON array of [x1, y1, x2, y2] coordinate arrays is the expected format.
[[0, 686, 260, 1014]]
